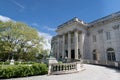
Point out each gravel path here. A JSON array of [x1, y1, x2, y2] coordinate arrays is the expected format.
[[5, 64, 120, 80]]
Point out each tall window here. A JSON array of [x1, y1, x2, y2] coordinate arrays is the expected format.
[[106, 32, 111, 40], [93, 49, 98, 60], [106, 48, 116, 61], [93, 35, 96, 42]]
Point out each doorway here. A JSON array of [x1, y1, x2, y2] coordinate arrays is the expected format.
[[71, 50, 75, 59]]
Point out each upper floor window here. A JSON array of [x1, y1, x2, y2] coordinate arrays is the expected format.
[[106, 32, 111, 40], [93, 35, 96, 42]]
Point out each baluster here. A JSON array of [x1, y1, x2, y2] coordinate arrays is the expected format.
[[59, 65, 60, 71], [68, 65, 70, 70], [57, 65, 59, 71], [62, 65, 63, 71], [55, 65, 58, 71], [70, 65, 71, 70]]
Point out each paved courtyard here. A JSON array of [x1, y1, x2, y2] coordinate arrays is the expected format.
[[6, 64, 120, 80]]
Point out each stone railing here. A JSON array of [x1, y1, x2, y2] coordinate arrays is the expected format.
[[48, 62, 83, 75], [83, 60, 120, 68]]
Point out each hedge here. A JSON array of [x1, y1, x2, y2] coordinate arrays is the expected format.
[[0, 61, 35, 65], [0, 63, 48, 79]]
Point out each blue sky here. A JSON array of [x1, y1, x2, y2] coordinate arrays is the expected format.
[[0, 0, 120, 36]]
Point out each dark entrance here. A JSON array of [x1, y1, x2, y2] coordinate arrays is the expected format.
[[65, 50, 68, 57], [71, 50, 75, 59]]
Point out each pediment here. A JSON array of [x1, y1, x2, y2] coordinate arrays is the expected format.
[[56, 18, 87, 35]]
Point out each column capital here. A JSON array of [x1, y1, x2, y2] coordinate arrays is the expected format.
[[68, 31, 72, 33], [73, 28, 79, 32]]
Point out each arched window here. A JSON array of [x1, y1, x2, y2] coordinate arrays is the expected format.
[[106, 48, 116, 61], [93, 49, 98, 60]]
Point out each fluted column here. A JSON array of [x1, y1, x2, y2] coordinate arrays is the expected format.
[[57, 37, 59, 59], [80, 32, 85, 59], [62, 34, 65, 58], [74, 31, 78, 59], [68, 32, 71, 60]]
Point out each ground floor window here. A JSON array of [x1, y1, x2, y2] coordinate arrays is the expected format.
[[93, 49, 98, 60], [106, 48, 116, 61]]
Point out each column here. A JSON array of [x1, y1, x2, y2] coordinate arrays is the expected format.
[[62, 34, 65, 58], [68, 32, 71, 60], [74, 31, 78, 59], [57, 37, 59, 59], [80, 32, 85, 59]]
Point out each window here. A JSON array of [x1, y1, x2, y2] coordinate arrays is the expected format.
[[93, 35, 96, 42], [93, 49, 98, 60], [106, 32, 111, 40], [106, 48, 116, 61]]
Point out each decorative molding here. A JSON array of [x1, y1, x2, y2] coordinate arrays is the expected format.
[[90, 15, 120, 27], [98, 29, 103, 33], [112, 24, 119, 30]]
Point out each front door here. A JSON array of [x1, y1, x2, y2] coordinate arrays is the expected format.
[[71, 50, 75, 59]]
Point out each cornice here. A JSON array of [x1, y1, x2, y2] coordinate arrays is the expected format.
[[56, 17, 87, 31], [88, 12, 120, 27]]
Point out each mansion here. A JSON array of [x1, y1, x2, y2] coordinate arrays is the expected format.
[[51, 11, 120, 66]]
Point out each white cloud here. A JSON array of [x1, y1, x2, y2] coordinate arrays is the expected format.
[[31, 23, 39, 27], [38, 32, 53, 50], [0, 15, 12, 22], [44, 26, 56, 31]]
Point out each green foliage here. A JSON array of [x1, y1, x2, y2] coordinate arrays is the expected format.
[[58, 61, 63, 64], [0, 63, 48, 79], [0, 21, 45, 61]]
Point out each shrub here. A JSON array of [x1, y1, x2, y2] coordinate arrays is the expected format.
[[0, 63, 48, 79]]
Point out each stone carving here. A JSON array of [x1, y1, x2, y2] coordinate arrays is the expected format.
[[112, 25, 119, 30], [98, 29, 103, 33]]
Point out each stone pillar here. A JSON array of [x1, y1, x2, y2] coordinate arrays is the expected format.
[[80, 32, 85, 60], [68, 32, 71, 60], [62, 34, 65, 58], [74, 31, 78, 59], [57, 37, 59, 59]]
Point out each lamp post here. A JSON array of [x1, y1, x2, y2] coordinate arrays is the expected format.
[[10, 53, 14, 65]]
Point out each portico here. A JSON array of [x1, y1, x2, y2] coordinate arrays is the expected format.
[[55, 18, 86, 61]]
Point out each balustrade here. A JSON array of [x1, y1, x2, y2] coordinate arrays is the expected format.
[[49, 62, 79, 74], [52, 63, 76, 72]]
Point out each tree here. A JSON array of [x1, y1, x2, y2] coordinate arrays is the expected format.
[[0, 21, 44, 61]]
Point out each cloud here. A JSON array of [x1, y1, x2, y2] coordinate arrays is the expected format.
[[0, 15, 12, 22], [10, 0, 24, 9], [38, 32, 53, 50], [44, 26, 56, 31], [31, 23, 39, 27], [31, 23, 56, 32]]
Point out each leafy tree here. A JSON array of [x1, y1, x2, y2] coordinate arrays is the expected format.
[[0, 21, 44, 61]]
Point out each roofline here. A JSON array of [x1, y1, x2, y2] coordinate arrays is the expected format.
[[57, 17, 87, 30], [88, 11, 120, 25]]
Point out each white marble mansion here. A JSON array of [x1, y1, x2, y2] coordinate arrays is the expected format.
[[51, 11, 120, 66]]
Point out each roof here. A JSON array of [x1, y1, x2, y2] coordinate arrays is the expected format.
[[57, 17, 87, 29], [88, 11, 120, 25]]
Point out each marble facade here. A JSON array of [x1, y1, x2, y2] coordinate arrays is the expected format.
[[52, 11, 120, 63]]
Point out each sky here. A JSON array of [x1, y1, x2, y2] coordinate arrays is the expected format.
[[0, 0, 120, 44]]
